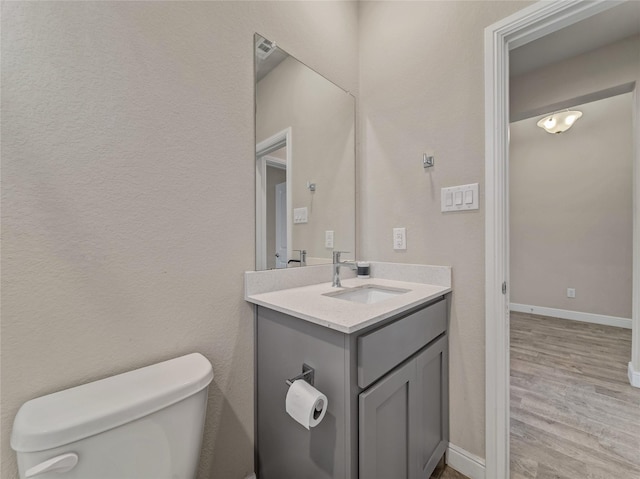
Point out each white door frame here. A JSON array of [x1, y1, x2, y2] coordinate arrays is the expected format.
[[484, 1, 638, 477], [256, 127, 292, 270]]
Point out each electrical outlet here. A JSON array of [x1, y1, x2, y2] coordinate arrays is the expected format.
[[325, 230, 334, 249], [393, 227, 406, 250], [567, 288, 576, 298]]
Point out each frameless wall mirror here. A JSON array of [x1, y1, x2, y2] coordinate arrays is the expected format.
[[255, 34, 356, 271]]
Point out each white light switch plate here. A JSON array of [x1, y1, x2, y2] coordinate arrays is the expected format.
[[293, 207, 308, 224], [441, 183, 479, 212]]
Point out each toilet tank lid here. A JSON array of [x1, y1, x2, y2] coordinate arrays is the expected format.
[[11, 353, 213, 453]]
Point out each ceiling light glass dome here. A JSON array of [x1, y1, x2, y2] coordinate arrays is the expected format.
[[536, 110, 583, 134]]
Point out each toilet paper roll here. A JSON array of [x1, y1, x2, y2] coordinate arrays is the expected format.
[[285, 380, 328, 430]]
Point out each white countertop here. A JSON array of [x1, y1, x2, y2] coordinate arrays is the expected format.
[[246, 276, 451, 334]]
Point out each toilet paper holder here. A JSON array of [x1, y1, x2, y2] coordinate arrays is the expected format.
[[285, 364, 315, 387]]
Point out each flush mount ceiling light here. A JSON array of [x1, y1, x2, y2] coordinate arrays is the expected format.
[[536, 110, 583, 134]]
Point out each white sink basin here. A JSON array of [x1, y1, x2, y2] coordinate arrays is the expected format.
[[324, 285, 410, 304]]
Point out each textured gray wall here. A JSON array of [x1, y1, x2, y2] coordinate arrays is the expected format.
[[1, 2, 358, 478]]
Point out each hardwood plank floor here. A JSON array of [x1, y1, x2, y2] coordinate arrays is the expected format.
[[430, 459, 470, 479], [510, 312, 640, 479], [438, 467, 470, 479]]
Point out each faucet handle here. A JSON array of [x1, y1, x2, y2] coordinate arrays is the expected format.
[[292, 249, 307, 266]]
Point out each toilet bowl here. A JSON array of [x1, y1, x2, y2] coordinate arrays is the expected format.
[[11, 353, 213, 479]]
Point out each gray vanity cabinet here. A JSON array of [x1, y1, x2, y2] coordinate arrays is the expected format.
[[256, 294, 449, 479]]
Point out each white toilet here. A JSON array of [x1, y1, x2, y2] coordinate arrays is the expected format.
[[11, 353, 213, 479]]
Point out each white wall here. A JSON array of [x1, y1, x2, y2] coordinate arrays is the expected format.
[[510, 93, 633, 318], [0, 2, 358, 478], [358, 0, 530, 460]]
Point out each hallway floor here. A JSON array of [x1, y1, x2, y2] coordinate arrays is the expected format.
[[430, 457, 470, 479], [510, 312, 640, 479]]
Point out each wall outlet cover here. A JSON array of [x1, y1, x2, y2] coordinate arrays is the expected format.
[[393, 227, 406, 250], [325, 230, 334, 249]]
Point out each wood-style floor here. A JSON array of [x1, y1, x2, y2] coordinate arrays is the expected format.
[[510, 312, 640, 479], [434, 466, 470, 479], [430, 457, 470, 479]]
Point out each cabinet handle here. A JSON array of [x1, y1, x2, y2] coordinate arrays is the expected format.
[[25, 453, 78, 477]]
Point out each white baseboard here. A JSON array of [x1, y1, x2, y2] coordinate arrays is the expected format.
[[629, 362, 640, 388], [510, 303, 631, 329], [447, 443, 485, 479]]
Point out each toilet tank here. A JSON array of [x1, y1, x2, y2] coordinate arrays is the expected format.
[[11, 353, 213, 479]]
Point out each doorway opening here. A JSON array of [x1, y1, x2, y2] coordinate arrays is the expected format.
[[256, 127, 292, 271], [484, 2, 640, 477], [509, 91, 636, 478]]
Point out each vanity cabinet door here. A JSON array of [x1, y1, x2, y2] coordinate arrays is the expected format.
[[359, 359, 418, 479], [358, 334, 449, 479], [415, 335, 449, 478]]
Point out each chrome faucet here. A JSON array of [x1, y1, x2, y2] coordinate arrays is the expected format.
[[288, 249, 307, 267], [332, 251, 357, 287]]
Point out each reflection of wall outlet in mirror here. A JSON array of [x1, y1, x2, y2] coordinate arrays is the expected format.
[[293, 207, 308, 224], [393, 227, 406, 250], [325, 230, 334, 249], [567, 288, 576, 298]]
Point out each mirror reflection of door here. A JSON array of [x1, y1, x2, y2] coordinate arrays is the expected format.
[[274, 181, 287, 268], [263, 149, 287, 270]]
